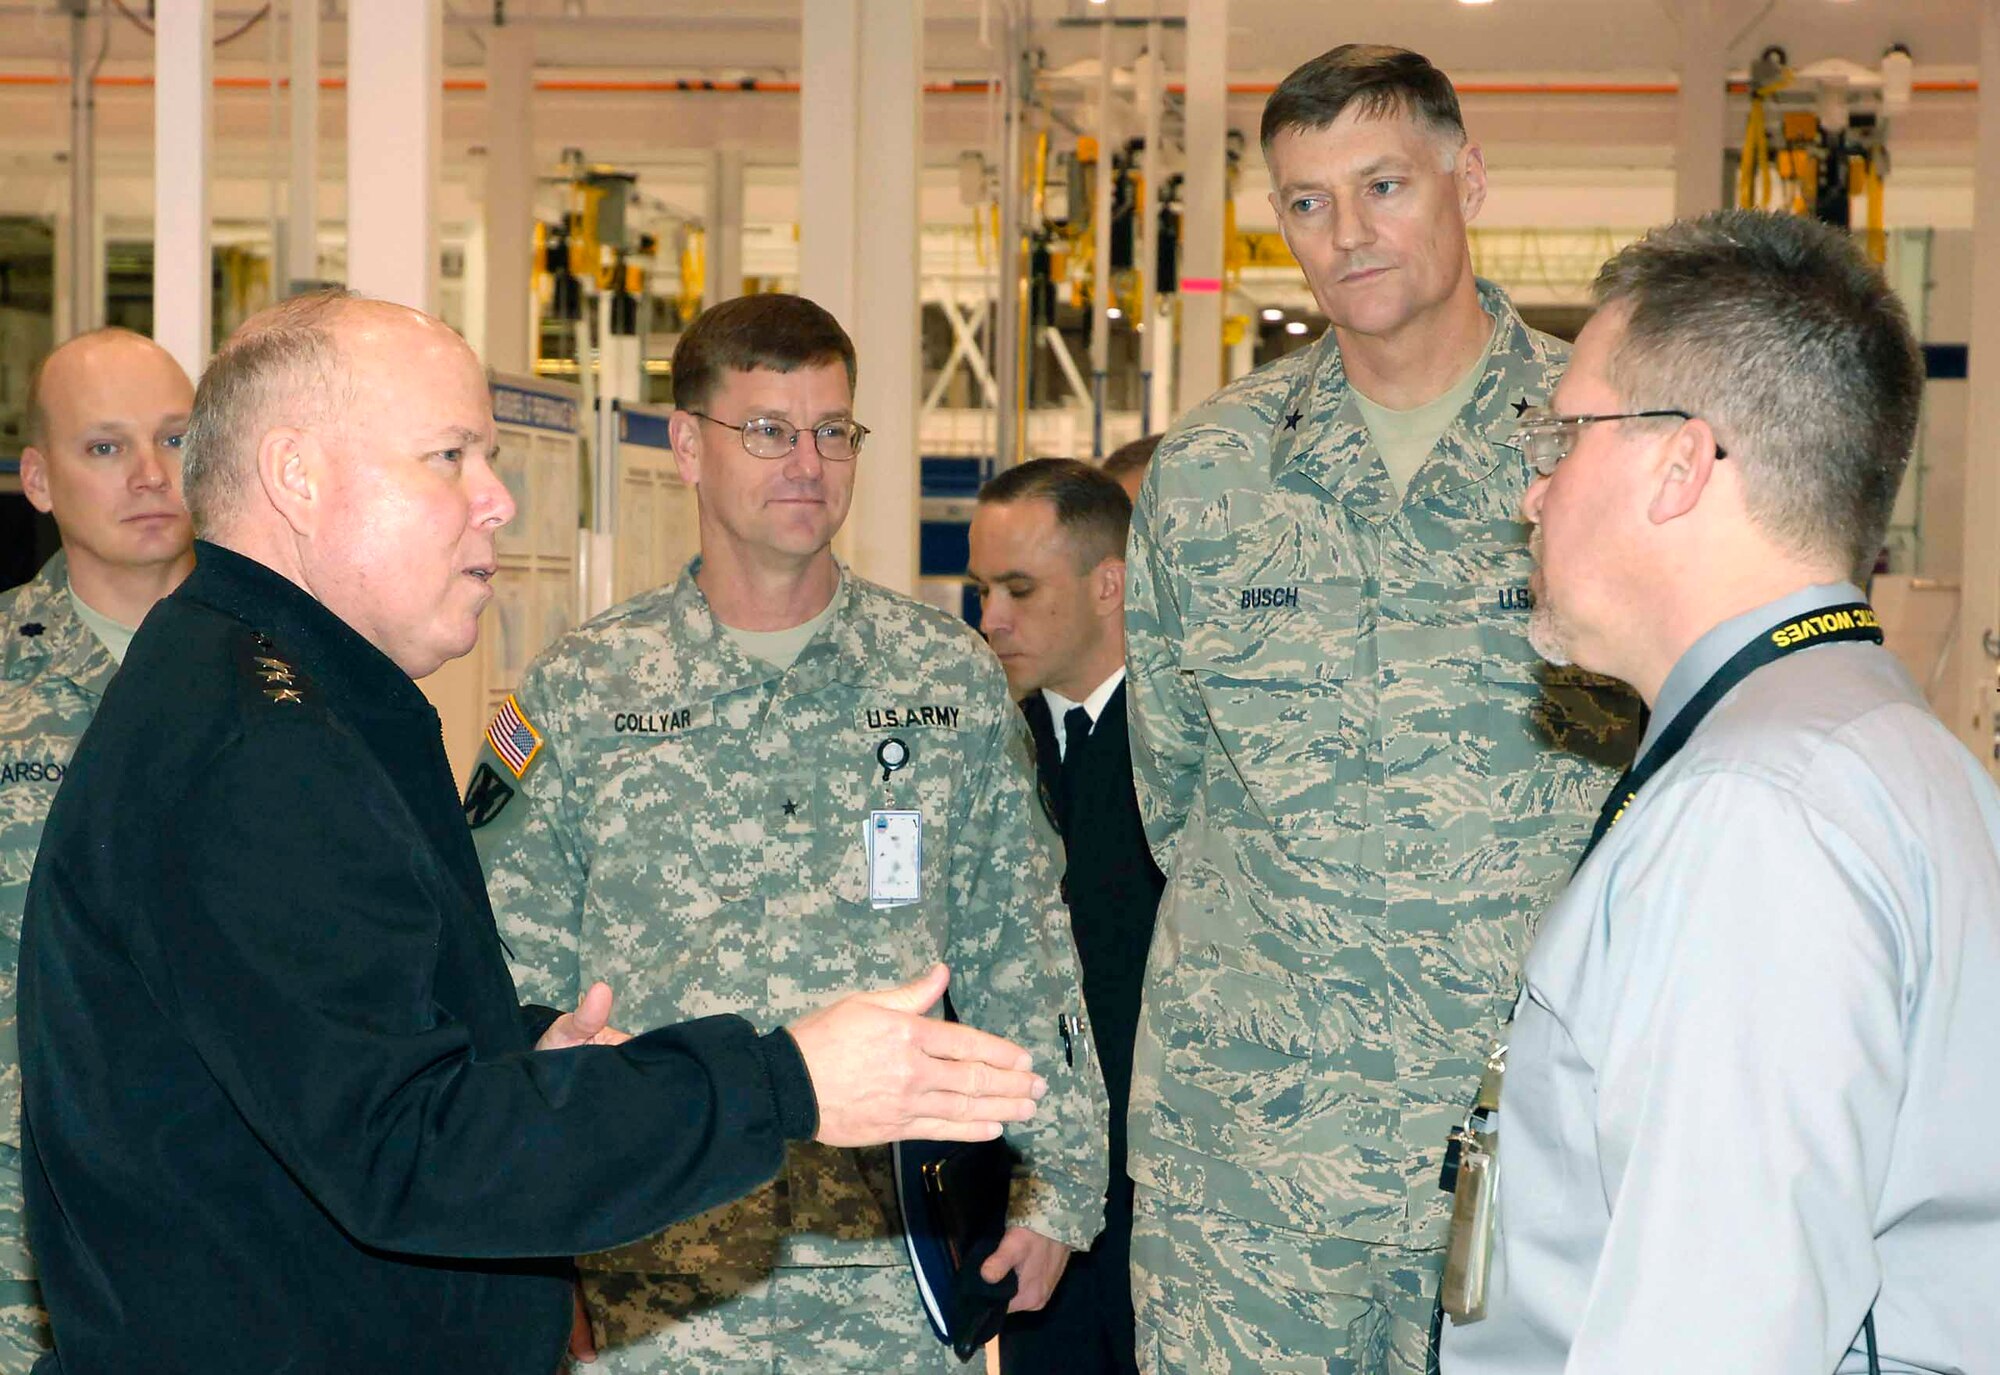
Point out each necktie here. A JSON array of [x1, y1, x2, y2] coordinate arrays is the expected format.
[[1059, 705, 1093, 821], [1061, 705, 1093, 767]]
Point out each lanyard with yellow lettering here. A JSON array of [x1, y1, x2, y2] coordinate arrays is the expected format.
[[1576, 600, 1882, 872]]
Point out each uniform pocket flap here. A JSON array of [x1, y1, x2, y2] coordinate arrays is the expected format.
[[1476, 607, 1544, 684], [1178, 580, 1362, 684]]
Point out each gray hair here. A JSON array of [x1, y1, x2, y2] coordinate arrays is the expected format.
[[1592, 210, 1923, 577], [181, 288, 359, 533]]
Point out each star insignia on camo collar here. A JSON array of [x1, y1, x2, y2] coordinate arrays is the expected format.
[[1284, 411, 1302, 431], [783, 799, 800, 817], [1512, 397, 1534, 418], [19, 622, 45, 637]]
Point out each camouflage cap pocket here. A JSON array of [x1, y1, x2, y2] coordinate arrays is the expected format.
[[1178, 580, 1363, 686], [1177, 582, 1367, 829]]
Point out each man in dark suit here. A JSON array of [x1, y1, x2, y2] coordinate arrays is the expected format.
[[968, 458, 1166, 1375], [15, 290, 1049, 1375]]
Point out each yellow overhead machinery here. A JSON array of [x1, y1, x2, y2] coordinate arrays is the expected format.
[[1737, 44, 1913, 264]]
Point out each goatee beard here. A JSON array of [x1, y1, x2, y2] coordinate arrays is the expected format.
[[1527, 526, 1571, 666], [1527, 601, 1572, 667]]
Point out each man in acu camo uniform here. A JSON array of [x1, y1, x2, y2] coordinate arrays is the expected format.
[[471, 292, 1109, 1374], [0, 329, 195, 1370], [1122, 46, 1637, 1374]]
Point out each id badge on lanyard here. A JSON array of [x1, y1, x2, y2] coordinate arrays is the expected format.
[[1440, 1045, 1505, 1322]]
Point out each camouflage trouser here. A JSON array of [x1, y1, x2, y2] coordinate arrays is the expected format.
[[0, 1163, 49, 1375], [1129, 1188, 1440, 1375], [0, 1283, 47, 1375], [577, 1264, 965, 1374]]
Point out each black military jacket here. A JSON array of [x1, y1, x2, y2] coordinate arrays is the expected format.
[[19, 541, 816, 1374]]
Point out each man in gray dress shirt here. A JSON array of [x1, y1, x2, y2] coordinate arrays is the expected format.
[[1441, 209, 2000, 1374]]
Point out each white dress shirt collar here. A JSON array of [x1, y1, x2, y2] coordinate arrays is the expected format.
[[1041, 666, 1127, 761]]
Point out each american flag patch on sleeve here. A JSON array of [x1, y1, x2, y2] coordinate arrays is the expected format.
[[486, 693, 544, 779]]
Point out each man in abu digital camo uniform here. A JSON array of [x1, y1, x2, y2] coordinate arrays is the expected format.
[[0, 330, 195, 1372], [1122, 47, 1637, 1374], [470, 293, 1109, 1373]]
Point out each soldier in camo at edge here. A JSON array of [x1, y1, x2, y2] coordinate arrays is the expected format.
[[1122, 46, 1638, 1374], [0, 330, 195, 1371], [470, 293, 1109, 1374]]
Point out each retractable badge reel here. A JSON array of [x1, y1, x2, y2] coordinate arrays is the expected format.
[[867, 739, 921, 909], [877, 737, 910, 782]]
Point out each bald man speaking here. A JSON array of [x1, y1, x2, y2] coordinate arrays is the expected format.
[[16, 291, 1048, 1375], [0, 329, 195, 1374]]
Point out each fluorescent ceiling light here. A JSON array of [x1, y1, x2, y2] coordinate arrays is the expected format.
[[1285, 320, 1310, 335], [1261, 306, 1284, 321]]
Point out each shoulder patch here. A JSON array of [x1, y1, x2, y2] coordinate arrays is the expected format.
[[463, 761, 517, 829], [485, 693, 544, 779]]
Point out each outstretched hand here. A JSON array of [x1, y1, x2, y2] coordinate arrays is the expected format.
[[788, 964, 1048, 1147]]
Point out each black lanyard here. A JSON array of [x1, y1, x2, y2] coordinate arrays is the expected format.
[[1575, 600, 1882, 872]]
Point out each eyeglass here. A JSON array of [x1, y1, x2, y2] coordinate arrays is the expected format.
[[1511, 406, 1729, 477], [688, 411, 869, 462]]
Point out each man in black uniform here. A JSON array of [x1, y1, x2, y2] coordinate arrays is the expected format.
[[967, 459, 1166, 1375], [16, 291, 1049, 1375]]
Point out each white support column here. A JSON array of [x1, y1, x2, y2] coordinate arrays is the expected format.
[[1955, 0, 2000, 776], [68, 7, 99, 336], [1149, 297, 1177, 435], [286, 0, 319, 292], [346, 0, 441, 312], [705, 148, 745, 308], [482, 21, 535, 373], [1177, 0, 1228, 414], [798, 0, 861, 327], [154, 0, 213, 379], [1674, 0, 1730, 218], [1090, 21, 1115, 459], [849, 0, 922, 594], [993, 6, 1028, 467], [51, 211, 73, 342], [1138, 25, 1166, 434]]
